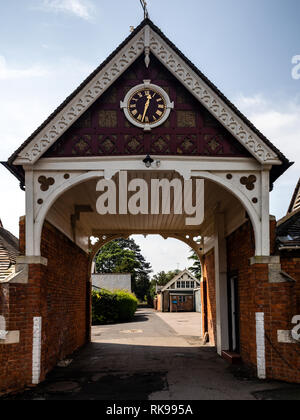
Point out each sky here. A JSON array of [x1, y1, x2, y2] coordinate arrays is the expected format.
[[0, 0, 299, 274]]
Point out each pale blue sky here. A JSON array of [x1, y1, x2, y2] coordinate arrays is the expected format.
[[0, 0, 299, 273]]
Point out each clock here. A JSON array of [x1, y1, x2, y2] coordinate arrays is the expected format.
[[120, 80, 174, 131]]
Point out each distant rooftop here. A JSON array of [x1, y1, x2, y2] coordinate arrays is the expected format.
[[0, 220, 19, 281], [288, 178, 300, 214], [277, 180, 300, 250]]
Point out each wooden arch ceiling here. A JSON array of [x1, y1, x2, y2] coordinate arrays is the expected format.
[[44, 55, 251, 159]]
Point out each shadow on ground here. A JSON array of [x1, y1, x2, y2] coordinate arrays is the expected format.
[[2, 308, 300, 400]]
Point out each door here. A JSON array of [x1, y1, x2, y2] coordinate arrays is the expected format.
[[228, 275, 240, 352]]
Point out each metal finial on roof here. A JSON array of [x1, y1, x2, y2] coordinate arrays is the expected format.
[[140, 0, 149, 19]]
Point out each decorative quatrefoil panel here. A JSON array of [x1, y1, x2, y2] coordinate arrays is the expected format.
[[38, 176, 55, 192], [240, 175, 257, 191]]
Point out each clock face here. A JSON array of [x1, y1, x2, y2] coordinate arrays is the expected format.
[[128, 88, 167, 125]]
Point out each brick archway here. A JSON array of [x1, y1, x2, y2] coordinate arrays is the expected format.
[[28, 164, 265, 259], [1, 18, 299, 396]]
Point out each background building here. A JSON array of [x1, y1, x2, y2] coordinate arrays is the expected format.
[[92, 273, 132, 293], [156, 269, 200, 312], [0, 219, 19, 282]]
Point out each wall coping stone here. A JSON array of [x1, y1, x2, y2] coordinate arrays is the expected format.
[[17, 256, 48, 266], [250, 256, 280, 265]]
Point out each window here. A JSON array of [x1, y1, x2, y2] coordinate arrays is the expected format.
[[179, 296, 186, 303], [191, 281, 195, 288], [181, 281, 186, 288], [176, 281, 181, 288], [186, 281, 190, 288]]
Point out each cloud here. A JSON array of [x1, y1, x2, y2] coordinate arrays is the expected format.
[[0, 54, 95, 236], [0, 55, 94, 158], [235, 93, 300, 219], [235, 93, 300, 165], [133, 235, 191, 274], [39, 0, 95, 20], [0, 55, 48, 80]]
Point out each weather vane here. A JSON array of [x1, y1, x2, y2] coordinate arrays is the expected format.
[[140, 0, 149, 19]]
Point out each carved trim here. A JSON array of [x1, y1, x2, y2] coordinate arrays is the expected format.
[[14, 25, 280, 165], [148, 29, 280, 164], [15, 31, 145, 165], [38, 176, 55, 191], [240, 175, 257, 191]]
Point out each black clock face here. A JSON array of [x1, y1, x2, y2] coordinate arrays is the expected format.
[[128, 88, 167, 125]]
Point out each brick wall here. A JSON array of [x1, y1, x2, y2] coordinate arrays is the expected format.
[[0, 281, 36, 393], [39, 222, 89, 379], [0, 219, 90, 395], [227, 221, 257, 368], [227, 220, 300, 383], [280, 253, 300, 312], [157, 294, 162, 312]]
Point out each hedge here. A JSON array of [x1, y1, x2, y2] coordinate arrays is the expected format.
[[92, 289, 138, 325]]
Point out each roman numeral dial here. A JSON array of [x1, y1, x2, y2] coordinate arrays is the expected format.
[[128, 88, 167, 125], [121, 82, 174, 131]]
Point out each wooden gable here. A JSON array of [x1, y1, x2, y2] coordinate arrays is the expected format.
[[5, 19, 291, 188], [44, 55, 251, 159], [288, 179, 300, 214], [0, 225, 19, 281], [162, 269, 200, 291]]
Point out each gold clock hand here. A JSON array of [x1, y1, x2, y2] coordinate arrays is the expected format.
[[142, 96, 151, 122]]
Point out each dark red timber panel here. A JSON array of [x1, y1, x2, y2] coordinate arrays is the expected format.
[[45, 55, 251, 159]]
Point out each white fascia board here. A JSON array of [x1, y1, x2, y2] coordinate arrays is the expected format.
[[30, 156, 261, 172]]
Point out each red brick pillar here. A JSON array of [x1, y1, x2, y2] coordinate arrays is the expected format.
[[0, 261, 47, 394], [86, 279, 92, 343], [250, 257, 300, 383]]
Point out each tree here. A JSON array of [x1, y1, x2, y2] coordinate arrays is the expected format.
[[151, 270, 181, 287], [188, 249, 202, 279], [149, 270, 181, 303], [95, 238, 152, 301]]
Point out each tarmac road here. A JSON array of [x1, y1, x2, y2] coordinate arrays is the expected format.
[[4, 307, 300, 400]]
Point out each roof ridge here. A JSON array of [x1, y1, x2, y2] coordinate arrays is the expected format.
[[4, 17, 292, 186], [277, 207, 300, 228], [287, 178, 300, 214]]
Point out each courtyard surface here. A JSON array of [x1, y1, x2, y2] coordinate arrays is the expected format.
[[4, 307, 300, 400]]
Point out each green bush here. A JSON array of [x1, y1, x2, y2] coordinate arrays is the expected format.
[[92, 289, 138, 325]]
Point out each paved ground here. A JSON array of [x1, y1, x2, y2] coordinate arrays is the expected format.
[[155, 311, 202, 337], [4, 307, 300, 400]]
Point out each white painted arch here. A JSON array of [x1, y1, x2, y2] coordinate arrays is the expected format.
[[28, 167, 265, 258]]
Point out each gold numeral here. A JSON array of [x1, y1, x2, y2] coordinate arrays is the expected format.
[[156, 110, 163, 117], [131, 109, 138, 116], [137, 114, 142, 121], [158, 104, 165, 109]]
